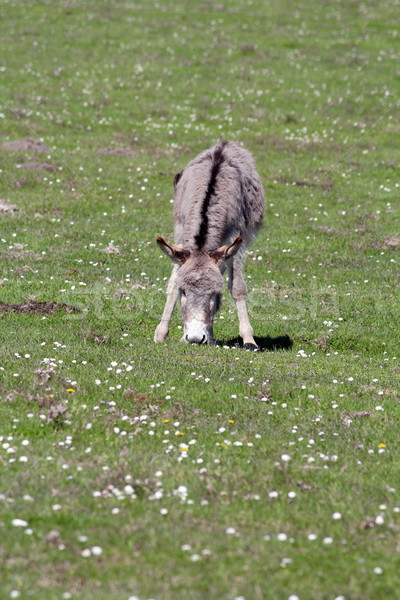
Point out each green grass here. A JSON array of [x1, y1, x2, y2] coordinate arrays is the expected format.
[[1, 0, 400, 599]]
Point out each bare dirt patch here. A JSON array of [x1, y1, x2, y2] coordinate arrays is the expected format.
[[20, 161, 58, 173], [0, 301, 80, 315], [314, 225, 349, 237], [123, 388, 164, 407], [100, 242, 121, 254], [90, 332, 110, 344], [0, 199, 19, 212], [98, 147, 135, 157], [1, 244, 43, 260], [368, 235, 400, 250], [380, 235, 400, 249], [2, 138, 50, 153], [1, 243, 31, 260], [277, 175, 334, 192], [342, 411, 372, 427]]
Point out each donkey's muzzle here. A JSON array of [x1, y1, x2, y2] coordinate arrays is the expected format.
[[186, 333, 207, 344], [185, 319, 208, 344]]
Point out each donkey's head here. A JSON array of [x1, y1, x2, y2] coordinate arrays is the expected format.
[[157, 236, 242, 344]]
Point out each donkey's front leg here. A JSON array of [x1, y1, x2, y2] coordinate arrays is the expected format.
[[228, 255, 258, 349], [154, 265, 179, 343]]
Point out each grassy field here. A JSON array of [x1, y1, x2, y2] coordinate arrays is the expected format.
[[1, 1, 400, 599]]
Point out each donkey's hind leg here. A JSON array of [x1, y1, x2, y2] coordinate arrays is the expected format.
[[228, 254, 258, 349], [154, 265, 179, 343]]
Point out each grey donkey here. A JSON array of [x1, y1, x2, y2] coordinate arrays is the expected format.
[[154, 140, 264, 348]]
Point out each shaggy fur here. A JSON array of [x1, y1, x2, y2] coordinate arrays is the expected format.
[[155, 141, 265, 346], [173, 141, 264, 252]]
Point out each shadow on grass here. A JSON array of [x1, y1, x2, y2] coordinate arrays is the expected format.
[[219, 334, 293, 352]]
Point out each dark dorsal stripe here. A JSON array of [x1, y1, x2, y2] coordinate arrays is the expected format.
[[195, 141, 228, 250]]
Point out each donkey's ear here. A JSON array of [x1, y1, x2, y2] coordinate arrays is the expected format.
[[156, 237, 190, 265], [173, 171, 183, 190], [209, 237, 243, 265]]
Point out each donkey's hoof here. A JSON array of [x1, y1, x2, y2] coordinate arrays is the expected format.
[[243, 343, 258, 351], [154, 325, 168, 343]]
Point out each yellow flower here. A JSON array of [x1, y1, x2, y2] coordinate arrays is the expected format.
[[228, 419, 234, 424], [163, 419, 169, 423], [378, 443, 386, 448], [46, 394, 54, 398], [176, 431, 184, 436], [66, 388, 75, 393]]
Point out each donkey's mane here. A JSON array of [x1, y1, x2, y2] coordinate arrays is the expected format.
[[194, 140, 228, 250]]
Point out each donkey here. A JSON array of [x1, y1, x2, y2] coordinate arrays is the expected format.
[[154, 140, 264, 348]]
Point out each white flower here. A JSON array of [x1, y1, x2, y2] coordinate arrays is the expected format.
[[173, 485, 188, 501], [12, 519, 28, 527], [332, 512, 342, 520], [225, 527, 236, 535], [190, 553, 201, 562]]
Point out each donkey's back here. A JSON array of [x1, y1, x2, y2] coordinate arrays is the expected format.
[[173, 140, 264, 252]]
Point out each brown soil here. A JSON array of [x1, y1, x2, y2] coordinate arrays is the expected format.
[[2, 138, 50, 153], [98, 147, 135, 157], [0, 301, 80, 315], [315, 225, 349, 237], [277, 174, 334, 192], [381, 235, 400, 249], [100, 242, 121, 254], [90, 332, 110, 344], [21, 161, 58, 173], [0, 199, 19, 212]]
